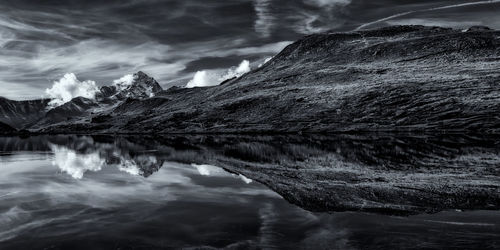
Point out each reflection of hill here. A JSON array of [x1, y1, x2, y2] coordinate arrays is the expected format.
[[0, 135, 165, 178], [1, 134, 499, 215]]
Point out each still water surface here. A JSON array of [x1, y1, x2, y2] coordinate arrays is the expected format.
[[0, 135, 499, 249]]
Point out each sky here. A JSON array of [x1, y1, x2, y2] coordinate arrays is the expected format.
[[1, 0, 499, 100]]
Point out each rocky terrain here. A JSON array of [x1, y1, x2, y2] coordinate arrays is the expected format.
[[2, 134, 499, 215], [0, 25, 499, 134]]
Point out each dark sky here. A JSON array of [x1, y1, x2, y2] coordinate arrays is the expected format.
[[1, 0, 499, 99]]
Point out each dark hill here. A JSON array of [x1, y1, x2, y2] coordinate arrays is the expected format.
[[5, 25, 500, 134], [0, 97, 50, 129], [0, 121, 16, 134]]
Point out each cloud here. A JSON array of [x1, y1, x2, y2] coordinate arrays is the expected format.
[[185, 71, 220, 88], [45, 73, 100, 108], [355, 0, 500, 31], [306, 0, 351, 8], [258, 57, 273, 68], [186, 60, 252, 88], [254, 0, 274, 37], [386, 18, 483, 29], [0, 38, 182, 99], [222, 60, 251, 80], [113, 74, 135, 91]]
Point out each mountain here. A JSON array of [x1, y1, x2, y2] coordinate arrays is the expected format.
[[0, 121, 16, 134], [2, 25, 500, 134], [0, 97, 50, 128], [96, 71, 163, 101], [0, 71, 164, 132]]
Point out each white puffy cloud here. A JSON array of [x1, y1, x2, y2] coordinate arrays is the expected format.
[[45, 73, 100, 108], [186, 60, 251, 88], [258, 57, 273, 68], [185, 71, 220, 88], [222, 60, 251, 80]]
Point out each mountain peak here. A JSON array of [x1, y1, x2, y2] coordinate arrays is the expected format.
[[97, 72, 163, 100], [132, 71, 162, 92]]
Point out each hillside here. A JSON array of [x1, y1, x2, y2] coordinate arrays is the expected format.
[[0, 97, 50, 129], [1, 25, 500, 134], [0, 121, 16, 134]]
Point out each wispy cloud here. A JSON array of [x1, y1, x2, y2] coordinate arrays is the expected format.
[[254, 0, 275, 37], [355, 0, 500, 30]]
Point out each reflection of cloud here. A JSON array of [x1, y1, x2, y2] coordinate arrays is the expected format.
[[239, 174, 253, 184], [192, 164, 226, 176], [49, 143, 159, 179], [259, 203, 278, 248], [51, 144, 105, 179], [116, 160, 141, 176], [191, 164, 253, 184]]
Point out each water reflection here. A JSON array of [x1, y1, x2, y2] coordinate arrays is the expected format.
[[51, 144, 106, 179], [0, 134, 499, 249], [47, 139, 255, 184], [192, 164, 253, 184]]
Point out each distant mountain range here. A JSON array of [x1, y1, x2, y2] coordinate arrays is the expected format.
[[1, 25, 500, 134], [0, 71, 163, 133]]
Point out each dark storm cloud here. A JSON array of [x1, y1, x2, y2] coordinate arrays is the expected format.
[[1, 0, 499, 99]]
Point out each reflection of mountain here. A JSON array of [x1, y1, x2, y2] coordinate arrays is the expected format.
[[0, 135, 164, 179], [47, 136, 165, 178], [1, 134, 499, 215]]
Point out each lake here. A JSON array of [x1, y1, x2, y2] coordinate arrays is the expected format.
[[0, 135, 499, 249]]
